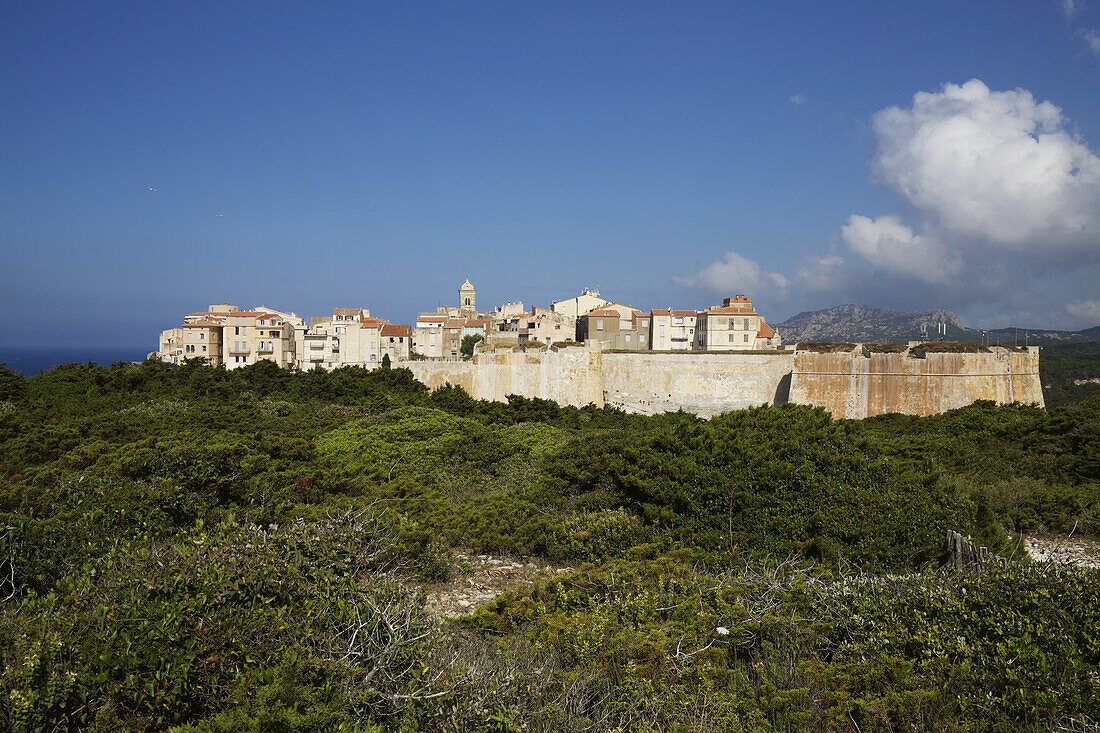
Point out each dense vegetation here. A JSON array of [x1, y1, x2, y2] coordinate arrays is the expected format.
[[1041, 342, 1100, 408], [0, 358, 1097, 730]]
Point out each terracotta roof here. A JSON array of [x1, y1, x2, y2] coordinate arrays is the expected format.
[[360, 318, 384, 327], [582, 308, 622, 318], [185, 311, 213, 317], [182, 320, 223, 328], [757, 321, 776, 338], [417, 315, 446, 323], [671, 310, 698, 317], [333, 308, 362, 315], [381, 324, 411, 337], [464, 319, 489, 326], [444, 318, 466, 328]]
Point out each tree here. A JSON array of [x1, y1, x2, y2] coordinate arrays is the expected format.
[[460, 335, 483, 358], [381, 353, 391, 370]]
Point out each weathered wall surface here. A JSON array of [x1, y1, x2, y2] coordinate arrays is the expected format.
[[404, 347, 604, 408], [600, 352, 793, 417], [788, 346, 1043, 419], [404, 344, 1043, 419]]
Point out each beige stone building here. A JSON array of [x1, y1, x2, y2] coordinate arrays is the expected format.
[[223, 309, 301, 369], [179, 321, 223, 364], [696, 296, 782, 351], [647, 309, 698, 351], [413, 315, 447, 359], [551, 288, 610, 318], [577, 307, 649, 350], [380, 324, 412, 362], [494, 307, 576, 346]]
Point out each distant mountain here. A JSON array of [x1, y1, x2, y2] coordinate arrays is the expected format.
[[775, 304, 1100, 345]]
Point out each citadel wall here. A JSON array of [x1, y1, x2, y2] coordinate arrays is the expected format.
[[403, 344, 1043, 419], [788, 345, 1043, 418]]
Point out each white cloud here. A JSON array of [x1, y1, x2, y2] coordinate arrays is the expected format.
[[840, 215, 960, 283], [871, 79, 1100, 255], [1081, 28, 1100, 54], [1067, 299, 1100, 323], [673, 80, 1100, 326], [671, 251, 790, 298], [789, 94, 807, 105], [1062, 0, 1082, 19]]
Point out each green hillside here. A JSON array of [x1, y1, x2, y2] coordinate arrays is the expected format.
[[0, 359, 1097, 731]]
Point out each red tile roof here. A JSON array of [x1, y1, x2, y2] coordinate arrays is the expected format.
[[360, 318, 385, 327], [757, 321, 775, 338], [582, 308, 622, 318], [381, 324, 411, 337], [333, 308, 362, 315], [671, 310, 698, 317], [182, 320, 223, 328]]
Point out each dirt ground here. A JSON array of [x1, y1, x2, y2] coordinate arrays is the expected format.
[[1023, 532, 1100, 569], [424, 550, 575, 618]]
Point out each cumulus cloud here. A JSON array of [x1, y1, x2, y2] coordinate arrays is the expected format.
[[1067, 299, 1100, 324], [671, 251, 790, 298], [840, 215, 960, 283], [673, 79, 1100, 326], [870, 79, 1100, 255], [1082, 28, 1100, 54]]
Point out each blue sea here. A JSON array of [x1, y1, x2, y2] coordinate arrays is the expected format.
[[0, 346, 151, 376]]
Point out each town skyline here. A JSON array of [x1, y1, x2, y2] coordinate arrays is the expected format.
[[3, 2, 1100, 351]]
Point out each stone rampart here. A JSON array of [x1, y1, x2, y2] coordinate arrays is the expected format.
[[600, 352, 793, 417], [788, 345, 1042, 418], [402, 343, 1043, 419], [404, 347, 603, 408]]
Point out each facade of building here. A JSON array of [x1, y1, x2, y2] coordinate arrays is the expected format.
[[155, 287, 782, 371], [380, 324, 412, 362], [551, 288, 610, 318], [696, 296, 782, 351]]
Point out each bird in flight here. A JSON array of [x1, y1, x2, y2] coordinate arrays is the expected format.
[[147, 187, 157, 192]]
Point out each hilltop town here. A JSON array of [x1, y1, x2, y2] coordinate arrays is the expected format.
[[155, 279, 782, 369]]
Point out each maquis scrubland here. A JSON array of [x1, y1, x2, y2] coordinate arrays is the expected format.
[[0, 357, 1097, 731]]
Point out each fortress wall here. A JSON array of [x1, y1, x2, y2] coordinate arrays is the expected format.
[[789, 346, 1043, 419], [600, 352, 794, 417], [404, 347, 605, 408], [405, 344, 1043, 419]]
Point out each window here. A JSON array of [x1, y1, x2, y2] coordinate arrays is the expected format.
[[674, 317, 683, 325], [370, 354, 376, 361], [640, 335, 646, 343], [596, 319, 604, 331], [337, 327, 345, 335], [729, 334, 736, 342], [659, 325, 665, 336], [729, 319, 735, 329], [744, 319, 750, 329], [234, 327, 240, 335], [625, 334, 632, 342], [199, 332, 206, 340], [202, 345, 207, 352], [744, 334, 750, 342]]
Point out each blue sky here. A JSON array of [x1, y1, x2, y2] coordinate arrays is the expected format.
[[2, 1, 1099, 349]]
